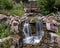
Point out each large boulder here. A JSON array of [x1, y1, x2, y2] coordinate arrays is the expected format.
[[0, 14, 7, 20]]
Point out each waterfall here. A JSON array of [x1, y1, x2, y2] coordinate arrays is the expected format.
[[23, 21, 44, 45], [23, 22, 33, 44], [35, 21, 44, 43], [36, 21, 43, 36], [23, 22, 32, 37]]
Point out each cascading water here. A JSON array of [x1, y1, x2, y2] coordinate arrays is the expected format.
[[23, 22, 32, 37], [23, 21, 44, 45], [33, 21, 44, 44], [23, 22, 33, 44], [36, 21, 43, 36]]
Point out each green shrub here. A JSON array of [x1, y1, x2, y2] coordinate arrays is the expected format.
[[10, 3, 24, 16], [0, 21, 13, 39], [0, 9, 9, 15], [56, 20, 60, 34], [0, 3, 24, 16], [56, 26, 60, 35], [55, 0, 60, 9], [38, 0, 55, 15], [0, 0, 13, 10], [10, 9, 24, 16]]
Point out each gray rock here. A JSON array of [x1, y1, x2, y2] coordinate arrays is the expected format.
[[57, 36, 60, 47], [0, 14, 7, 20]]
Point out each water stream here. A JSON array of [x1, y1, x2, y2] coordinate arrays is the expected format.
[[23, 21, 44, 45], [34, 21, 44, 44], [36, 21, 43, 36], [23, 22, 32, 37]]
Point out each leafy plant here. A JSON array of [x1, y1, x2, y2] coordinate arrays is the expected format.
[[10, 3, 24, 16], [38, 0, 55, 15], [56, 20, 60, 34], [0, 0, 13, 10], [0, 21, 13, 39], [0, 3, 24, 16], [55, 0, 60, 10]]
